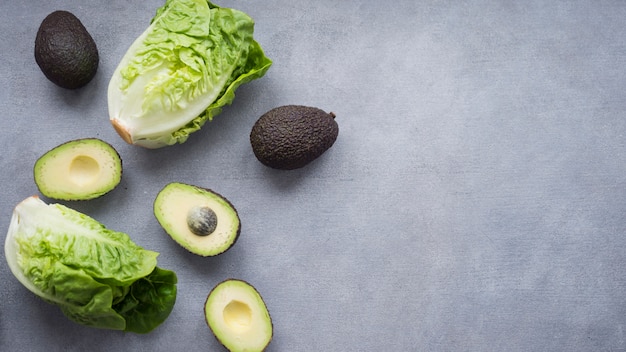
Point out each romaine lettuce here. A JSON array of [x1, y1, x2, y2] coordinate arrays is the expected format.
[[108, 0, 272, 148], [4, 196, 177, 333]]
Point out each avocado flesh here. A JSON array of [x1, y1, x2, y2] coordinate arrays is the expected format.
[[153, 182, 240, 257], [34, 10, 99, 89], [250, 105, 339, 170], [205, 279, 273, 352], [34, 139, 122, 201]]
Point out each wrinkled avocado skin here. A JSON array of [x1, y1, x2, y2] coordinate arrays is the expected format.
[[34, 11, 99, 89], [250, 105, 339, 170]]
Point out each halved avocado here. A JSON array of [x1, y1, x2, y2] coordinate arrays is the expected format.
[[205, 279, 273, 352], [33, 138, 122, 201], [153, 182, 240, 256]]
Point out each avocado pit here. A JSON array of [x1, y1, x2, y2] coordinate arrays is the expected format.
[[187, 206, 218, 236]]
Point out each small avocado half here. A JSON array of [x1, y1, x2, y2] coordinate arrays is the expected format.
[[205, 279, 273, 352], [250, 105, 339, 170], [34, 138, 122, 201], [34, 10, 99, 89], [154, 182, 241, 257]]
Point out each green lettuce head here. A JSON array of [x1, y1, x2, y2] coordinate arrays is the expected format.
[[108, 0, 272, 148], [5, 196, 177, 333]]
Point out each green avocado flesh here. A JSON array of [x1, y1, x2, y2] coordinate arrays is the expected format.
[[250, 105, 339, 170], [34, 139, 122, 201], [205, 279, 273, 352], [153, 182, 240, 256], [34, 10, 99, 89]]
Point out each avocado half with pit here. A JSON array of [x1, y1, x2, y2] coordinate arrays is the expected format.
[[34, 138, 122, 201], [154, 182, 240, 257], [205, 279, 273, 352]]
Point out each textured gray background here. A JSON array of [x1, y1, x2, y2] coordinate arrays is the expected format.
[[1, 1, 626, 351]]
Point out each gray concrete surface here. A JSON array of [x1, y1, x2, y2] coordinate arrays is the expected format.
[[1, 1, 625, 351]]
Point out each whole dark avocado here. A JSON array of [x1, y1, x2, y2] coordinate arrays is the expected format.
[[250, 105, 339, 170], [34, 11, 99, 89]]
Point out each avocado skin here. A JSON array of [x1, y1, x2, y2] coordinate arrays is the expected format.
[[34, 11, 99, 89], [250, 105, 339, 170]]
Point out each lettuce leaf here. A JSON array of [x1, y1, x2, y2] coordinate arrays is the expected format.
[[108, 0, 272, 148], [4, 196, 177, 333]]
